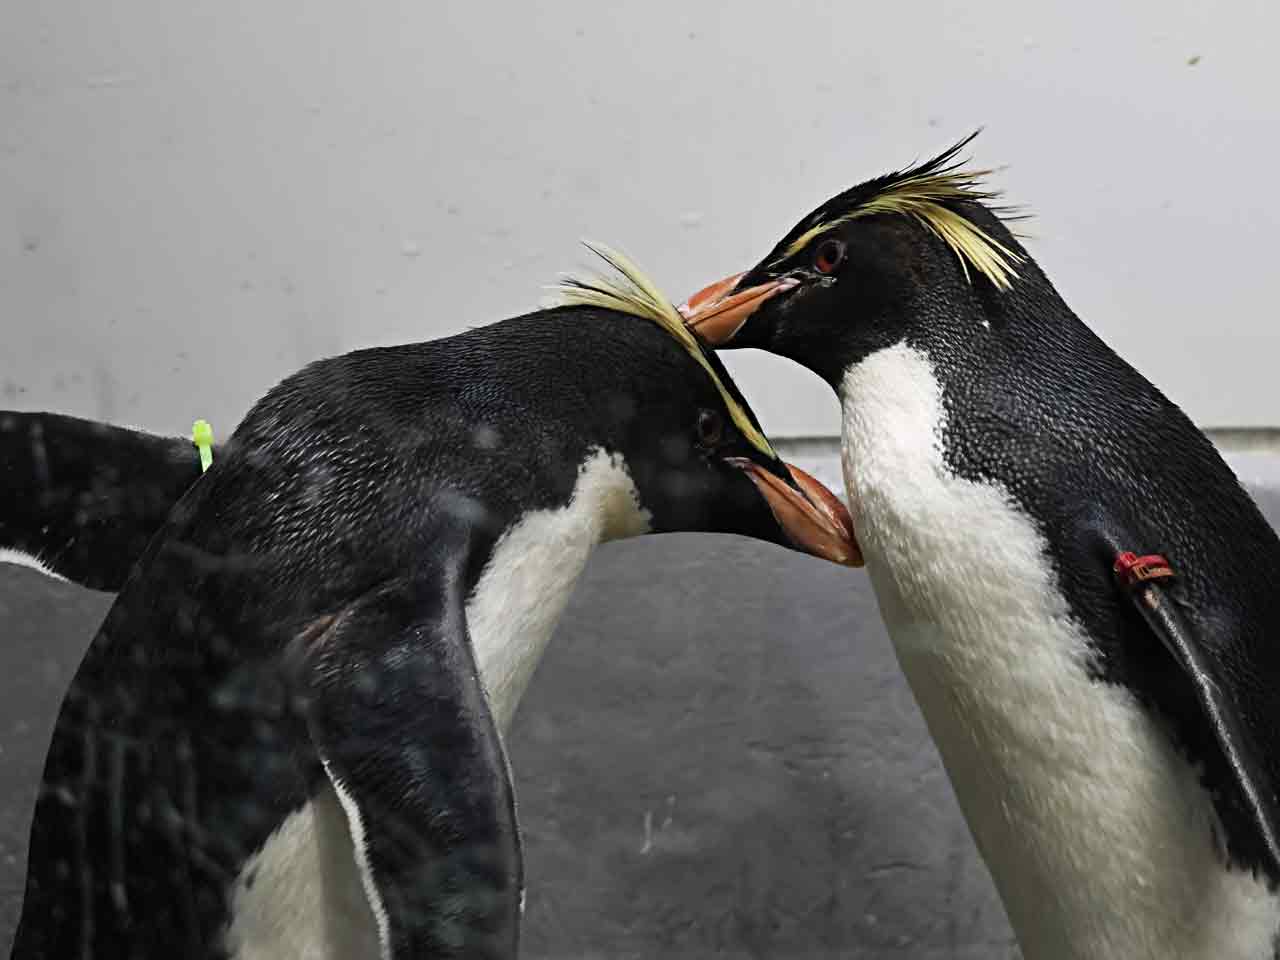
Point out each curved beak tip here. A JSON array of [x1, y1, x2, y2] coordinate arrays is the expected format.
[[784, 462, 863, 568], [728, 457, 863, 567], [677, 272, 744, 319], [678, 274, 799, 347]]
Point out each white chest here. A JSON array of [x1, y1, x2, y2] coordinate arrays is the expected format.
[[840, 343, 1279, 960], [223, 787, 382, 960], [224, 448, 650, 959], [465, 448, 650, 734]]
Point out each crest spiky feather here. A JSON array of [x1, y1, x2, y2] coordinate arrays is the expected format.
[[552, 242, 777, 459], [769, 132, 1025, 290]]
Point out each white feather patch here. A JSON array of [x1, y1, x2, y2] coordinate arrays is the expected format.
[[322, 765, 392, 960], [0, 547, 68, 582], [466, 447, 651, 734], [223, 786, 381, 960]]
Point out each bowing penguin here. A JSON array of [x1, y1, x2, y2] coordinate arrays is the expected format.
[[5, 247, 855, 960]]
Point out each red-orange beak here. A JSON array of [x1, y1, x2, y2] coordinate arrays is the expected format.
[[727, 458, 862, 567], [677, 272, 797, 346]]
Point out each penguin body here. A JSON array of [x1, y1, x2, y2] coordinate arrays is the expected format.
[[679, 140, 1280, 957], [7, 300, 854, 959]]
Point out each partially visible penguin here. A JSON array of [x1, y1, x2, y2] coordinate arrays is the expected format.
[[0, 411, 205, 589], [678, 137, 1280, 959], [6, 246, 857, 960]]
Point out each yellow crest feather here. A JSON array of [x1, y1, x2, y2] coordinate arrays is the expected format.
[[775, 146, 1024, 291], [552, 242, 777, 459]]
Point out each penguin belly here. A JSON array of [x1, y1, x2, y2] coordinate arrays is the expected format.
[[222, 449, 649, 957], [840, 342, 1280, 960], [223, 787, 380, 960]]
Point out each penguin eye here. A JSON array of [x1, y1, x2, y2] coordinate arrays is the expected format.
[[695, 409, 724, 447], [812, 237, 847, 275]]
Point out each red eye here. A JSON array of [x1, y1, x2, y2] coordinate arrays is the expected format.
[[813, 237, 846, 275]]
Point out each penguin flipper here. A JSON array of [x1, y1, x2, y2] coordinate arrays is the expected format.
[[303, 573, 522, 960], [1120, 565, 1280, 878], [1078, 505, 1280, 878], [0, 411, 203, 590]]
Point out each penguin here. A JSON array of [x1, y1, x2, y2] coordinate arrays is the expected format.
[[676, 136, 1280, 959], [0, 411, 205, 590], [6, 246, 856, 960]]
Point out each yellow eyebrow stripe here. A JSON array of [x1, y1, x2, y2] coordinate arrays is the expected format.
[[551, 241, 777, 460], [774, 148, 1025, 292]]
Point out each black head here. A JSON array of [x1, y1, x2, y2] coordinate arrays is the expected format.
[[677, 133, 1030, 387], [543, 243, 858, 563], [570, 310, 856, 565]]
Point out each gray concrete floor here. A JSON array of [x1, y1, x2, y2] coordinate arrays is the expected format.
[[2, 455, 1277, 958]]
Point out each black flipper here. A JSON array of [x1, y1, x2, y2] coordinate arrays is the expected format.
[[1081, 506, 1280, 878], [1116, 555, 1280, 876], [302, 571, 522, 960], [0, 411, 205, 590]]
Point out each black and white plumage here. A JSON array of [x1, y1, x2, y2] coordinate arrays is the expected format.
[[3, 288, 854, 959], [679, 138, 1280, 959]]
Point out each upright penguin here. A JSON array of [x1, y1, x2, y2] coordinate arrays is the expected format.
[[7, 249, 856, 960], [678, 138, 1280, 959]]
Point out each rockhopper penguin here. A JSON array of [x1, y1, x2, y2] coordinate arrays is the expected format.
[[4, 246, 856, 959], [678, 138, 1280, 959]]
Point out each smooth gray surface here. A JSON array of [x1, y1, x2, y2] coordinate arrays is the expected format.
[[2, 486, 1278, 958]]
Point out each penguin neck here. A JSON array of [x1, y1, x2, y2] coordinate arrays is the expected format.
[[466, 447, 651, 734], [837, 341, 1279, 959]]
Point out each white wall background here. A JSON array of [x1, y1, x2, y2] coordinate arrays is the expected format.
[[3, 0, 1277, 439]]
